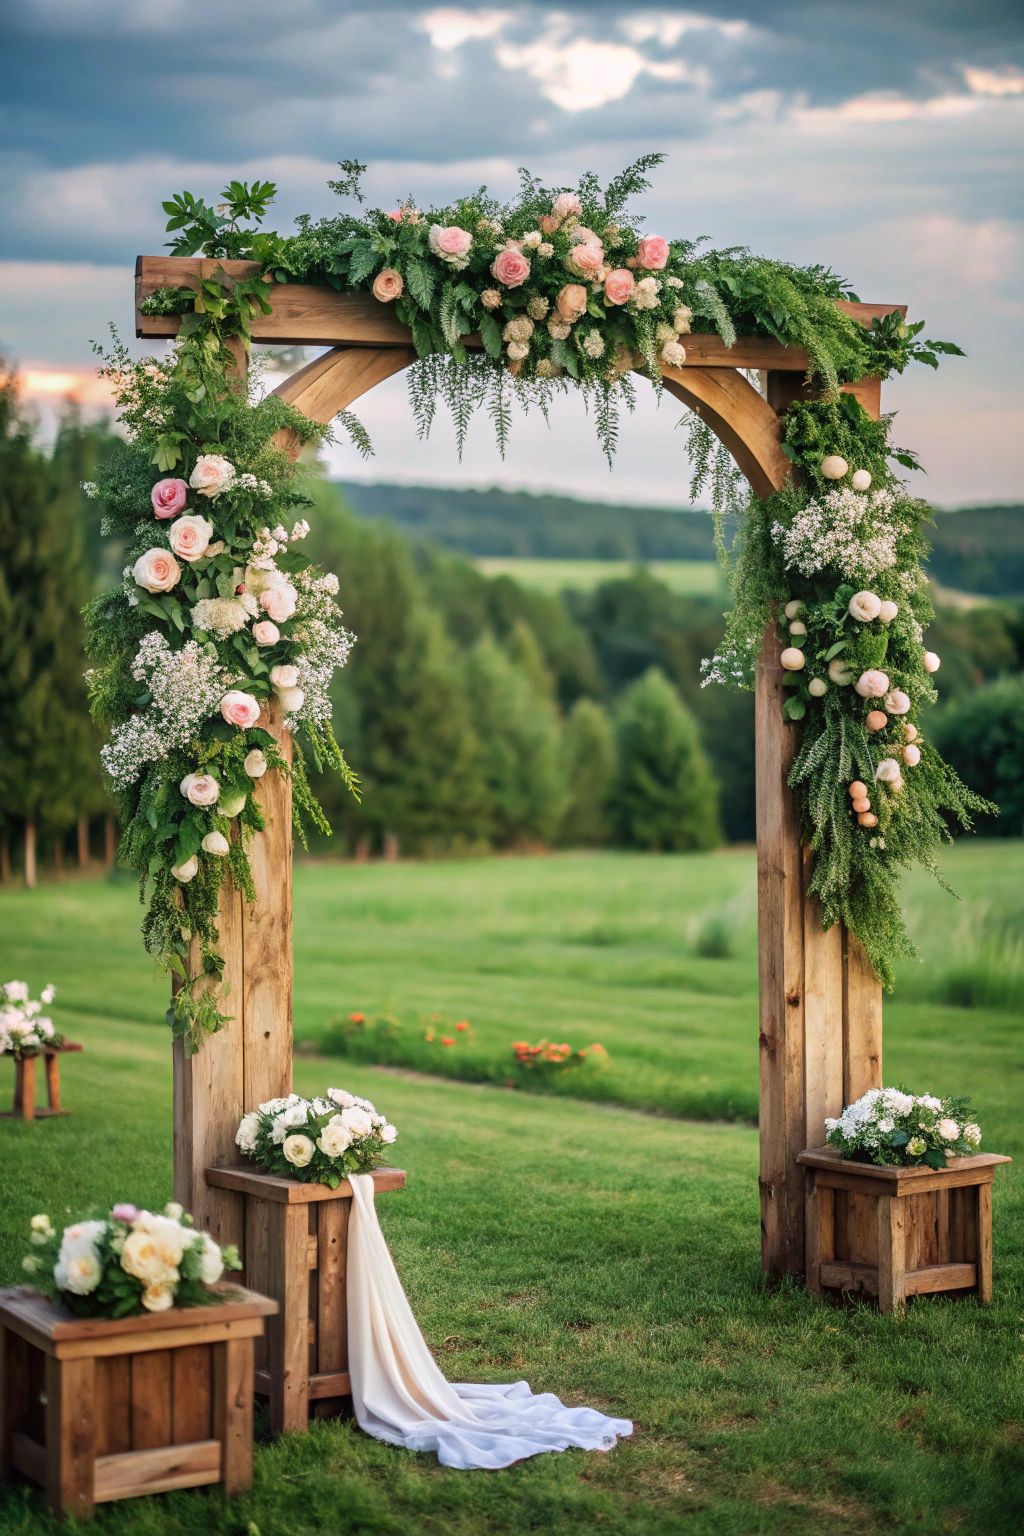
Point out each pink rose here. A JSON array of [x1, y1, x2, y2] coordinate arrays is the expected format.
[[604, 269, 635, 306], [386, 209, 403, 222], [566, 242, 604, 279], [168, 514, 214, 563], [491, 248, 531, 288], [132, 548, 180, 594], [179, 771, 221, 806], [260, 582, 297, 623], [556, 284, 589, 323], [189, 454, 235, 499], [252, 620, 280, 646], [637, 236, 669, 270], [551, 192, 581, 222], [435, 226, 472, 258], [151, 478, 188, 519], [219, 691, 262, 730], [372, 268, 404, 302], [111, 1203, 139, 1223]]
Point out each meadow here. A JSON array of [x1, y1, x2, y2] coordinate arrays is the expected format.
[[1, 841, 1022, 1534], [472, 556, 728, 595]]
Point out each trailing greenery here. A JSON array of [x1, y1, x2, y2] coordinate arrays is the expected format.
[[141, 158, 959, 467]]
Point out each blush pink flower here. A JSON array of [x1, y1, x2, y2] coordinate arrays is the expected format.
[[565, 242, 604, 279], [219, 691, 262, 730], [604, 269, 635, 306], [491, 248, 531, 288], [372, 268, 404, 302], [133, 548, 181, 594], [151, 478, 188, 519], [551, 192, 581, 222], [432, 225, 472, 258], [168, 514, 214, 562], [637, 235, 669, 270], [259, 581, 297, 623], [252, 620, 280, 646], [556, 284, 589, 323]]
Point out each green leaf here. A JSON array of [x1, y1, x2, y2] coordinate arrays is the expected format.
[[347, 242, 379, 286], [405, 260, 436, 312], [924, 1147, 948, 1170], [824, 640, 847, 661], [782, 696, 806, 721], [478, 311, 503, 360]]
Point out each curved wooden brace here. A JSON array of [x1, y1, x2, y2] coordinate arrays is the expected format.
[[271, 346, 791, 496]]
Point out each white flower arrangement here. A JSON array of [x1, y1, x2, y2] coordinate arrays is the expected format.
[[825, 1087, 982, 1169], [771, 486, 900, 583], [236, 1089, 398, 1189], [0, 981, 63, 1055], [21, 1200, 241, 1318]]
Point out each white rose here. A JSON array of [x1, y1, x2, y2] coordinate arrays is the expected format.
[[283, 1133, 316, 1168], [269, 664, 298, 689], [168, 514, 215, 563], [874, 758, 902, 784], [269, 1114, 289, 1144], [189, 454, 236, 498], [202, 830, 230, 856], [235, 1111, 261, 1152], [848, 591, 881, 623], [57, 1251, 102, 1295], [380, 1122, 399, 1144], [828, 658, 855, 685], [317, 1119, 355, 1158], [936, 1118, 960, 1141], [180, 772, 220, 806], [40, 985, 56, 1005], [878, 600, 899, 624], [328, 1088, 356, 1109], [244, 750, 268, 779], [275, 686, 305, 714], [884, 690, 911, 716], [855, 670, 890, 699], [340, 1105, 374, 1138], [197, 1232, 224, 1285], [281, 1102, 308, 1128], [31, 1213, 54, 1235], [133, 547, 181, 594], [923, 651, 941, 673], [963, 1123, 982, 1146], [171, 856, 199, 883], [252, 620, 280, 646], [133, 1213, 185, 1270], [142, 1281, 175, 1312]]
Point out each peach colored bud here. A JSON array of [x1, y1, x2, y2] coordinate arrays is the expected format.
[[866, 710, 888, 731], [852, 797, 871, 813], [848, 781, 868, 798], [902, 722, 918, 741], [902, 744, 921, 766], [858, 812, 879, 827]]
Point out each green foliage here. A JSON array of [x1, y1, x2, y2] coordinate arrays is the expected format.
[[613, 668, 722, 852], [931, 675, 1024, 836], [559, 698, 617, 847]]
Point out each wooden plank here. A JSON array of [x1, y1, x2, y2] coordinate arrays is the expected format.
[[843, 930, 883, 1104], [93, 1439, 221, 1502], [173, 872, 246, 1253], [55, 1318, 268, 1361], [0, 1328, 31, 1480], [802, 855, 844, 1152], [307, 1232, 320, 1269], [316, 1199, 349, 1377], [45, 1354, 95, 1519], [876, 1195, 907, 1314], [171, 1343, 211, 1444], [949, 1184, 977, 1264], [818, 1260, 975, 1297], [272, 346, 417, 458], [0, 1285, 276, 1346], [975, 1183, 993, 1302], [207, 1165, 407, 1202], [804, 1179, 833, 1295], [245, 1195, 272, 1371], [308, 1369, 352, 1400], [267, 1201, 309, 1434], [130, 1349, 172, 1450], [20, 1056, 35, 1121], [9, 1431, 46, 1487], [212, 1337, 254, 1496], [94, 1355, 131, 1455], [796, 1148, 1011, 1177], [241, 700, 293, 1116], [659, 367, 791, 501], [755, 621, 805, 1275]]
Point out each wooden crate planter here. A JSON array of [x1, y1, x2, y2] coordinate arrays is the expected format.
[[2, 1044, 83, 1122], [206, 1164, 406, 1434], [798, 1146, 1012, 1313], [0, 1284, 277, 1520]]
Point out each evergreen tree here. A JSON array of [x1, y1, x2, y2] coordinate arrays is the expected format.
[[0, 370, 101, 882], [559, 697, 617, 846], [461, 634, 567, 846], [612, 667, 722, 852]]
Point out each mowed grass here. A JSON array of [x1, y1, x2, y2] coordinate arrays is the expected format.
[[1, 844, 1023, 1534], [473, 556, 727, 595]]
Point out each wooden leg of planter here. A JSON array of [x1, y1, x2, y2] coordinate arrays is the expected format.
[[805, 1180, 834, 1295], [876, 1195, 906, 1315], [975, 1183, 993, 1303], [213, 1337, 255, 1496], [267, 1202, 309, 1434], [45, 1054, 61, 1113], [20, 1058, 35, 1122], [44, 1354, 95, 1519], [0, 1326, 29, 1482], [314, 1199, 349, 1417]]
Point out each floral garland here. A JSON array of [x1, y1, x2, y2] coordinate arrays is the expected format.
[[85, 335, 357, 1051], [141, 157, 958, 465]]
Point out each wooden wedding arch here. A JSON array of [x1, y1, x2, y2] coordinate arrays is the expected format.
[[137, 255, 907, 1280]]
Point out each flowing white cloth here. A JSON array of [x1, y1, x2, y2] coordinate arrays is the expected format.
[[346, 1173, 633, 1469]]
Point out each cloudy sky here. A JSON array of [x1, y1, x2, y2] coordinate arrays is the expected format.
[[2, 0, 1022, 506]]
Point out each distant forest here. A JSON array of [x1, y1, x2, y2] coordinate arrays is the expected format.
[[337, 482, 1024, 596]]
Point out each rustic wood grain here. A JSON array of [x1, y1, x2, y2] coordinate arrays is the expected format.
[[45, 1354, 95, 1518], [44, 1052, 61, 1112], [267, 1202, 310, 1434], [0, 1327, 30, 1480], [212, 1337, 254, 1496], [171, 1344, 211, 1444], [242, 699, 293, 1116], [975, 1183, 993, 1302], [659, 367, 791, 500], [130, 1350, 172, 1450], [93, 1439, 221, 1502], [0, 1285, 277, 1347], [818, 1260, 975, 1297], [94, 1356, 131, 1455], [316, 1199, 349, 1377], [876, 1196, 907, 1314], [842, 930, 883, 1104], [207, 1165, 407, 1202]]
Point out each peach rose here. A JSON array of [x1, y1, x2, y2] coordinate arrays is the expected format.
[[372, 268, 403, 302], [637, 235, 669, 270], [189, 454, 235, 499], [168, 514, 214, 563], [260, 581, 297, 623], [551, 192, 581, 222], [556, 284, 589, 323], [539, 214, 559, 235], [565, 242, 604, 279], [133, 548, 181, 594], [604, 269, 635, 305], [491, 248, 531, 288], [151, 478, 188, 519], [219, 691, 262, 729]]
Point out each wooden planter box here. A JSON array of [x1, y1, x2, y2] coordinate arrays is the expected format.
[[2, 1043, 83, 1122], [206, 1164, 405, 1434], [0, 1284, 277, 1520], [798, 1146, 1012, 1313]]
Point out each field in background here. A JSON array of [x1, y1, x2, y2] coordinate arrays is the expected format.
[[472, 556, 727, 595]]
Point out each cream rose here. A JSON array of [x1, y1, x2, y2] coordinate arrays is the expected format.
[[878, 600, 899, 624], [168, 514, 214, 563], [283, 1133, 316, 1168], [142, 1282, 174, 1312], [133, 547, 181, 593], [197, 1233, 224, 1285], [270, 664, 299, 689], [172, 856, 199, 882], [855, 670, 890, 699], [244, 749, 268, 778], [260, 582, 297, 623], [252, 620, 280, 646], [202, 830, 230, 856], [340, 1105, 374, 1138], [121, 1229, 170, 1285], [275, 686, 305, 714], [220, 691, 262, 729], [372, 268, 404, 302], [884, 690, 911, 715], [180, 772, 220, 807], [936, 1118, 959, 1141], [848, 591, 881, 622], [380, 1122, 398, 1145], [317, 1118, 355, 1158], [189, 454, 236, 498]]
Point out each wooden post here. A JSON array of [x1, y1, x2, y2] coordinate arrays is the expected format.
[[77, 817, 90, 870], [172, 705, 293, 1254], [103, 817, 117, 867], [24, 822, 36, 889]]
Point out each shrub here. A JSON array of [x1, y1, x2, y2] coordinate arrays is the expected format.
[[930, 674, 1024, 835], [612, 668, 722, 850]]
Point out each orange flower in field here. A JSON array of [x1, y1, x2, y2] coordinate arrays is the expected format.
[[455, 1021, 469, 1032], [348, 1012, 366, 1024], [441, 1037, 455, 1047]]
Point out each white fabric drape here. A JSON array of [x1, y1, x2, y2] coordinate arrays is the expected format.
[[346, 1173, 633, 1470]]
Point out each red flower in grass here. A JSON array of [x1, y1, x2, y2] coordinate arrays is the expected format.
[[349, 1012, 366, 1024], [455, 1021, 469, 1032], [441, 1037, 456, 1047]]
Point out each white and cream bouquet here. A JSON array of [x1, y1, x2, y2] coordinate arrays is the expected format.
[[236, 1089, 398, 1189], [825, 1086, 981, 1169], [22, 1200, 241, 1319], [0, 981, 64, 1056]]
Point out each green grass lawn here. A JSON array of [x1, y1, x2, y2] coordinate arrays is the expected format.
[[1, 844, 1022, 1534], [473, 556, 727, 595]]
